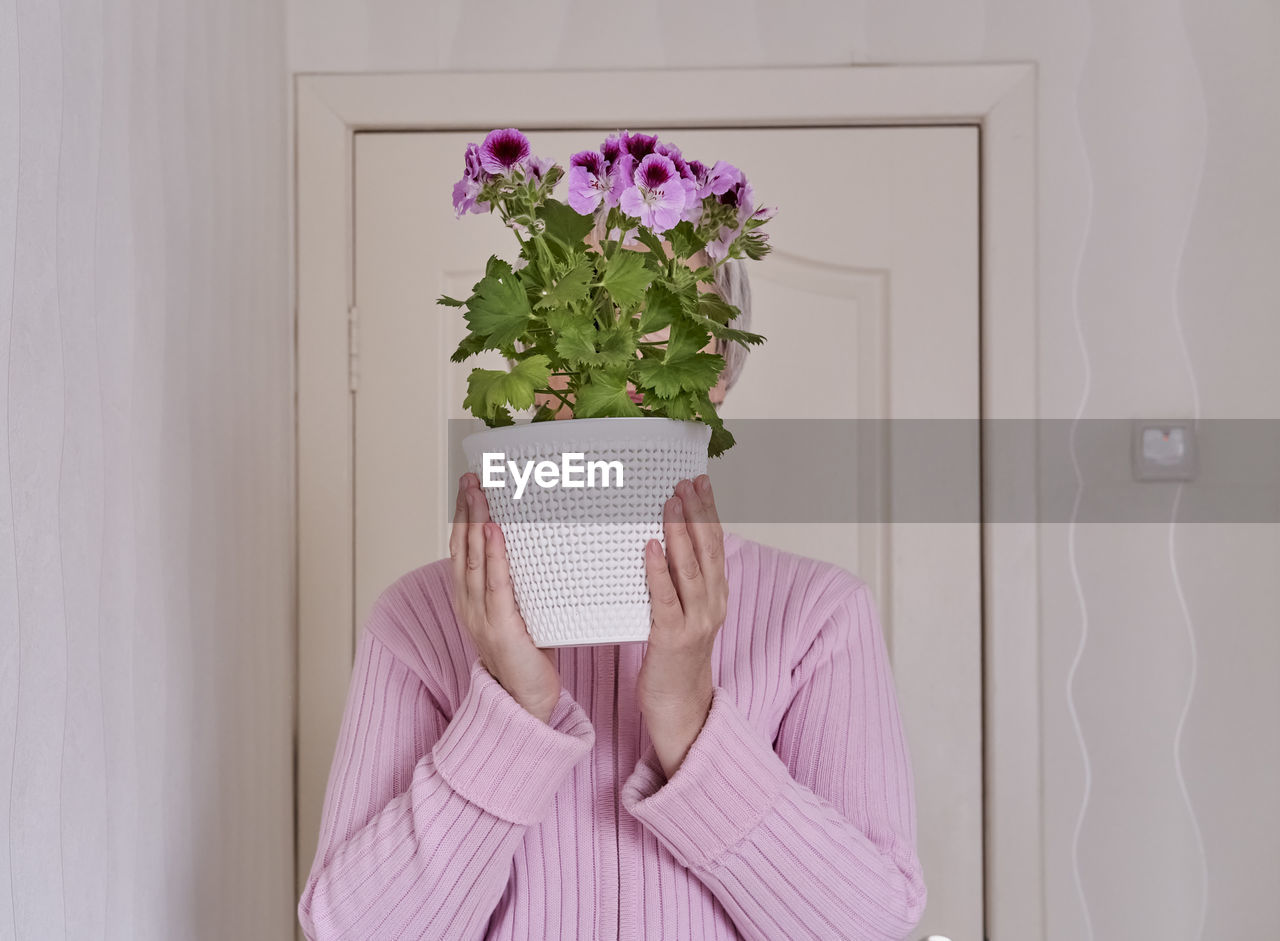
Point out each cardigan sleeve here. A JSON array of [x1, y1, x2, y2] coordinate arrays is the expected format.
[[619, 576, 927, 941], [298, 595, 595, 940]]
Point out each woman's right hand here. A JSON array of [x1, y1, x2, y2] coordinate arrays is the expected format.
[[449, 472, 562, 723]]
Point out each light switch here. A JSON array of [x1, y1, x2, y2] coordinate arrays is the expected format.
[[1132, 420, 1197, 481]]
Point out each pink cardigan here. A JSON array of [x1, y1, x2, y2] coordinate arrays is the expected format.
[[298, 532, 926, 940]]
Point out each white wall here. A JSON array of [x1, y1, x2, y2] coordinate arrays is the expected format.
[[1, 0, 294, 938], [4, 0, 1274, 938], [285, 2, 1280, 940]]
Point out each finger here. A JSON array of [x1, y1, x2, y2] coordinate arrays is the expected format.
[[449, 474, 470, 597], [464, 488, 489, 605], [662, 492, 705, 608], [482, 522, 523, 628], [694, 474, 723, 535], [690, 475, 726, 579], [676, 478, 716, 567], [644, 538, 683, 633]]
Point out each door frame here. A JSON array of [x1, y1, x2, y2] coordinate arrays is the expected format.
[[294, 64, 1041, 940]]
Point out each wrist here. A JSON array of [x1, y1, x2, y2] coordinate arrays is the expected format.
[[641, 679, 713, 724], [643, 690, 713, 779]]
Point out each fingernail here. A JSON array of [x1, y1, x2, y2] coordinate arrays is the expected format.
[[647, 539, 660, 556], [671, 498, 684, 519], [695, 475, 710, 494]]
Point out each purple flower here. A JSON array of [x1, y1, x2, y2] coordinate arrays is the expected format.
[[655, 141, 693, 180], [696, 160, 742, 200], [601, 133, 625, 167], [451, 142, 491, 218], [655, 142, 701, 219], [567, 150, 611, 215], [452, 177, 484, 217], [619, 153, 688, 233], [600, 131, 672, 210], [608, 225, 642, 249], [525, 154, 555, 184], [606, 152, 637, 208], [621, 130, 659, 161], [479, 127, 532, 175], [706, 177, 756, 260]]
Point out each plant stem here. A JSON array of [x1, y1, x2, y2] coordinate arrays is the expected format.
[[540, 387, 574, 409]]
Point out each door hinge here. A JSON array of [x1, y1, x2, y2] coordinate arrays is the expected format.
[[347, 305, 359, 393]]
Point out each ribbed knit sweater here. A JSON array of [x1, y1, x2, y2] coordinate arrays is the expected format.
[[298, 531, 927, 940]]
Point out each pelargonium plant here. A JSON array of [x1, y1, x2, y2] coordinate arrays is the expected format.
[[436, 127, 774, 457]]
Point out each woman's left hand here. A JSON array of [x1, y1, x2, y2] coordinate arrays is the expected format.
[[638, 474, 729, 780]]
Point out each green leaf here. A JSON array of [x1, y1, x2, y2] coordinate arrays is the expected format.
[[450, 332, 488, 363], [707, 423, 735, 457], [739, 230, 772, 261], [664, 268, 702, 319], [634, 281, 686, 337], [685, 309, 767, 347], [554, 320, 636, 368], [436, 294, 466, 308], [637, 283, 681, 336], [537, 198, 596, 247], [531, 403, 559, 422], [486, 406, 515, 427], [697, 291, 739, 325], [574, 368, 643, 418], [663, 317, 712, 361], [700, 319, 767, 348], [534, 258, 593, 310], [643, 389, 698, 420], [552, 319, 600, 363], [633, 351, 724, 398], [668, 263, 698, 292], [462, 354, 552, 418], [465, 257, 532, 349], [696, 392, 734, 457], [633, 228, 669, 262], [667, 221, 706, 260], [598, 250, 656, 313]]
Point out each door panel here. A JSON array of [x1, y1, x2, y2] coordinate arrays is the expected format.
[[346, 127, 981, 939]]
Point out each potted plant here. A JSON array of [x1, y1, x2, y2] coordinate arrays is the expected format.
[[438, 127, 774, 646]]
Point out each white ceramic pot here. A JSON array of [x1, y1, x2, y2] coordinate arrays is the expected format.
[[462, 417, 711, 647]]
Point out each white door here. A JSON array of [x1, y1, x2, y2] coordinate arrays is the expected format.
[[336, 127, 981, 939]]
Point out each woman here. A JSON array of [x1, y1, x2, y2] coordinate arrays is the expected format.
[[297, 253, 928, 940]]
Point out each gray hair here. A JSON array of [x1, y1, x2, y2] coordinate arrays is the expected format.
[[711, 258, 752, 392]]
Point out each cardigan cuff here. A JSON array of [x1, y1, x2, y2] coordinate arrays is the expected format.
[[620, 686, 793, 871], [432, 658, 594, 826]]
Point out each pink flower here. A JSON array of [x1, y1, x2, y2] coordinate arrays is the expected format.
[[656, 142, 701, 221], [694, 160, 742, 200], [601, 133, 625, 167], [567, 150, 611, 215], [619, 153, 688, 234], [479, 127, 532, 175], [451, 142, 491, 218], [706, 177, 756, 260], [607, 153, 637, 209], [621, 130, 659, 161], [525, 154, 555, 184]]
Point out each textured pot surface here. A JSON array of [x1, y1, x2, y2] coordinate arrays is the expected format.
[[462, 417, 711, 646]]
